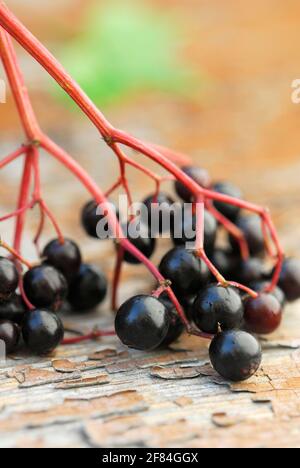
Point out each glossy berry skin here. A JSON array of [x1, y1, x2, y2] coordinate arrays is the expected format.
[[209, 330, 262, 382], [278, 258, 300, 302], [159, 247, 210, 297], [0, 294, 26, 324], [22, 309, 64, 355], [42, 239, 82, 283], [158, 294, 184, 346], [68, 264, 108, 312], [213, 182, 242, 222], [23, 265, 68, 311], [172, 209, 217, 254], [142, 192, 175, 235], [0, 320, 20, 353], [81, 200, 119, 239], [211, 249, 240, 279], [230, 215, 265, 257], [115, 295, 170, 351], [250, 281, 286, 308], [233, 258, 265, 285], [0, 257, 19, 300], [175, 166, 211, 202], [122, 220, 156, 265], [244, 293, 282, 335], [192, 285, 244, 334]]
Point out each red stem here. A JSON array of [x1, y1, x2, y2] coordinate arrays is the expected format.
[[0, 3, 283, 328], [0, 28, 40, 140], [0, 5, 283, 283], [112, 246, 124, 311], [62, 330, 116, 345], [205, 200, 250, 260], [41, 136, 192, 328], [0, 146, 25, 170], [13, 151, 32, 253], [0, 201, 34, 223]]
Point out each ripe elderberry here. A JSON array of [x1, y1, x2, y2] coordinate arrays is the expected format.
[[81, 200, 119, 239], [159, 247, 209, 297], [244, 293, 282, 335], [172, 208, 217, 253], [250, 281, 286, 308], [158, 293, 184, 346], [115, 295, 170, 351], [42, 238, 82, 282], [22, 309, 64, 355], [230, 215, 265, 257], [142, 192, 175, 235], [209, 330, 262, 382], [278, 258, 300, 302], [232, 258, 265, 285], [0, 257, 19, 300], [0, 320, 20, 353], [210, 249, 240, 279], [68, 264, 108, 312], [23, 265, 68, 311], [192, 284, 244, 334], [175, 166, 211, 202], [213, 182, 242, 222], [0, 294, 26, 324], [122, 220, 156, 265]]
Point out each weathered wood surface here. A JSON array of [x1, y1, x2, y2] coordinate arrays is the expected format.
[[0, 304, 300, 448], [1, 0, 300, 449]]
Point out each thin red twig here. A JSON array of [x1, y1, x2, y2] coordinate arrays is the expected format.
[[62, 330, 116, 345], [0, 146, 25, 170], [0, 3, 284, 347], [112, 245, 124, 311]]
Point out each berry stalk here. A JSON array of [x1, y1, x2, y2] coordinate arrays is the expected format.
[[0, 3, 284, 350], [0, 4, 283, 291]]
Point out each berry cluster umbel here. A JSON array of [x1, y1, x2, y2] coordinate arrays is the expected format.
[[0, 3, 297, 380]]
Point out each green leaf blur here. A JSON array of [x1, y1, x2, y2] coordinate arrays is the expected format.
[[57, 1, 198, 106]]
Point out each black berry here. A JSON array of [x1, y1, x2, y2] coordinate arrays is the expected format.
[[158, 293, 184, 346], [250, 281, 286, 307], [192, 285, 244, 334], [115, 295, 170, 351], [172, 208, 217, 253], [0, 320, 20, 353], [244, 293, 282, 335], [22, 309, 64, 355], [42, 238, 82, 282], [23, 265, 68, 311], [142, 192, 175, 235], [230, 215, 265, 257], [68, 264, 108, 312], [0, 294, 26, 324], [122, 220, 156, 265], [211, 249, 240, 279], [175, 166, 211, 202], [0, 257, 19, 300], [81, 200, 119, 239], [209, 330, 262, 381], [159, 247, 210, 297], [233, 258, 265, 285], [278, 258, 300, 302], [213, 182, 242, 222]]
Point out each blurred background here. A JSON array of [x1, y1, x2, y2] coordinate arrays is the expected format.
[[1, 0, 300, 262]]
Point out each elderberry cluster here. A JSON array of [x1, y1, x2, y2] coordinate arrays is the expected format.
[[78, 164, 300, 383], [0, 240, 107, 356]]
